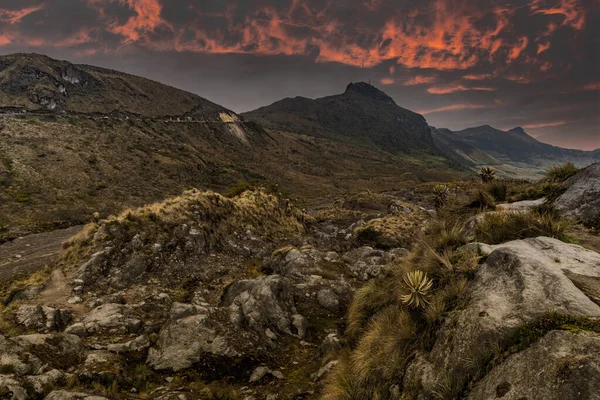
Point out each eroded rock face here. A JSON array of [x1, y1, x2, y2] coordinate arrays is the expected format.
[[467, 330, 600, 400], [405, 237, 600, 397], [555, 163, 600, 228]]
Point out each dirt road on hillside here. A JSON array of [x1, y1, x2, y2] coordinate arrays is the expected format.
[[0, 225, 84, 281]]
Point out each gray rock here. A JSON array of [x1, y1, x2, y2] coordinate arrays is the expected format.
[[342, 247, 387, 280], [404, 237, 600, 396], [320, 333, 342, 354], [271, 370, 284, 380], [0, 375, 26, 400], [222, 276, 297, 336], [45, 391, 109, 400], [11, 333, 85, 370], [15, 305, 72, 332], [147, 306, 244, 371], [67, 296, 83, 304], [107, 335, 151, 353], [249, 366, 271, 383], [467, 331, 600, 400], [76, 247, 114, 285], [25, 369, 66, 395], [292, 314, 308, 338], [555, 163, 600, 228], [497, 197, 547, 212], [311, 360, 339, 382], [324, 251, 340, 262], [0, 334, 43, 375], [317, 288, 339, 312], [80, 351, 123, 380], [80, 303, 142, 334], [64, 323, 87, 337]]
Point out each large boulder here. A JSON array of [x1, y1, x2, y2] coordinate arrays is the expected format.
[[404, 237, 600, 397], [221, 275, 300, 336], [146, 303, 251, 371], [0, 334, 43, 376], [65, 303, 142, 335], [15, 305, 72, 332], [467, 330, 600, 400], [11, 334, 85, 370], [554, 163, 600, 228], [0, 375, 26, 400]]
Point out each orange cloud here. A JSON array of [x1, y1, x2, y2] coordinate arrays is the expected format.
[[522, 120, 568, 128], [507, 36, 529, 62], [463, 73, 494, 80], [404, 75, 438, 85], [427, 84, 496, 94], [419, 103, 490, 114], [0, 5, 44, 24], [537, 42, 551, 54], [380, 78, 394, 85], [582, 82, 600, 91], [0, 0, 591, 78], [530, 0, 585, 30], [106, 0, 172, 44]]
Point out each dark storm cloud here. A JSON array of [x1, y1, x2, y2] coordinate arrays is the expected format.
[[0, 0, 598, 149]]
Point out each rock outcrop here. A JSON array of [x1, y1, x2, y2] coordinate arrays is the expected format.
[[405, 237, 600, 398], [467, 330, 600, 400], [555, 163, 600, 228]]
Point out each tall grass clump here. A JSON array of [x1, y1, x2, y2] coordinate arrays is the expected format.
[[468, 189, 496, 211], [486, 180, 507, 202], [473, 209, 568, 245], [545, 162, 579, 182]]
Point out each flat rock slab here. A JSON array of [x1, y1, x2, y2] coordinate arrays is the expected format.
[[496, 197, 546, 212], [0, 225, 83, 282]]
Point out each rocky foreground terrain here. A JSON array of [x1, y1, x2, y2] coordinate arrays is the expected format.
[[0, 163, 598, 399]]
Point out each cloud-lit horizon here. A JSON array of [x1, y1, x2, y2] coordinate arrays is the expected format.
[[0, 0, 598, 150]]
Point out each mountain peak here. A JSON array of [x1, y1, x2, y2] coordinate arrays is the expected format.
[[345, 82, 395, 104]]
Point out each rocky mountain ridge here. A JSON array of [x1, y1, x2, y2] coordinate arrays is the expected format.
[[242, 82, 442, 157], [0, 53, 231, 120]]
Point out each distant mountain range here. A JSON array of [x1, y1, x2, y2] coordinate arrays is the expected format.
[[243, 83, 598, 180], [431, 125, 599, 179]]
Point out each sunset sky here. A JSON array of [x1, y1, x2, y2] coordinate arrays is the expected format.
[[0, 0, 598, 150]]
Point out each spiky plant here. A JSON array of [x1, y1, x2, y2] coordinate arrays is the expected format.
[[479, 166, 496, 183], [433, 184, 451, 209], [400, 270, 433, 308]]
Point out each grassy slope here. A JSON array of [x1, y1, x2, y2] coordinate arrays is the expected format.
[[0, 115, 470, 240]]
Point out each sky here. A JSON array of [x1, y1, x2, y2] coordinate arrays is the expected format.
[[0, 0, 599, 150]]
